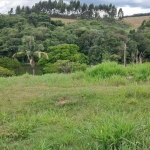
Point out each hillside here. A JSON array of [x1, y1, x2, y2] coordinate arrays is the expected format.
[[0, 66, 150, 149], [123, 16, 150, 29], [51, 16, 150, 29], [51, 17, 77, 24]]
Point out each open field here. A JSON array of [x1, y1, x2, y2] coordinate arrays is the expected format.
[[51, 17, 77, 24], [51, 16, 150, 30], [0, 68, 150, 149], [123, 16, 150, 29]]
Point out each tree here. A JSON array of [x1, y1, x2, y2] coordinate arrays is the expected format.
[[15, 5, 21, 14], [109, 5, 117, 17], [127, 40, 138, 63], [118, 8, 124, 19], [76, 0, 81, 10], [25, 6, 31, 14], [47, 44, 88, 64], [8, 8, 13, 16], [13, 36, 48, 75], [88, 45, 103, 65], [38, 44, 88, 73], [82, 3, 88, 12], [88, 3, 94, 18]]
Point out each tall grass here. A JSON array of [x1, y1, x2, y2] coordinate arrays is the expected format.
[[0, 62, 150, 149], [86, 62, 127, 80], [126, 63, 150, 81], [86, 62, 150, 82]]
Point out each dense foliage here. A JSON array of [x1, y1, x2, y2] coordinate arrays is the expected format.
[[14, 0, 119, 19], [0, 0, 150, 75], [0, 66, 15, 77]]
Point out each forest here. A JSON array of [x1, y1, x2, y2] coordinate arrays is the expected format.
[[0, 0, 150, 76]]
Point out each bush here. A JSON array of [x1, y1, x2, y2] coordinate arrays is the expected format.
[[43, 60, 87, 74], [108, 75, 128, 86], [0, 57, 22, 75], [86, 62, 127, 79], [0, 67, 15, 77], [126, 63, 150, 81]]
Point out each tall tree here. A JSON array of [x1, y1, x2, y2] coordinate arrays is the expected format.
[[8, 8, 13, 16], [76, 0, 81, 10], [82, 3, 88, 12], [118, 8, 124, 19], [25, 6, 31, 14], [88, 3, 94, 18], [13, 36, 48, 75], [15, 6, 21, 14]]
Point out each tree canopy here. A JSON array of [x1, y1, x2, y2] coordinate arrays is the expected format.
[[0, 0, 150, 75]]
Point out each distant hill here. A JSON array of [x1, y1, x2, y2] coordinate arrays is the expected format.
[[123, 16, 150, 29]]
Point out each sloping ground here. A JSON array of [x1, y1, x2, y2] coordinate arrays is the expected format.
[[0, 73, 150, 149], [123, 16, 150, 29], [51, 16, 150, 29], [51, 17, 76, 24]]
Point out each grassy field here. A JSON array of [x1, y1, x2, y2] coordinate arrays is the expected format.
[[122, 16, 150, 29], [51, 17, 77, 24], [0, 63, 150, 149], [51, 16, 150, 29]]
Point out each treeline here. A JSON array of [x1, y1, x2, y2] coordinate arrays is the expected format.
[[0, 0, 150, 75], [13, 0, 122, 19], [125, 13, 150, 18]]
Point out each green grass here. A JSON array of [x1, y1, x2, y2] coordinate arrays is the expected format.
[[0, 66, 150, 149]]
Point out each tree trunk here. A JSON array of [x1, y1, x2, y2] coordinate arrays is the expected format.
[[124, 43, 126, 67], [136, 50, 139, 64], [139, 54, 143, 64], [30, 56, 35, 75], [131, 53, 135, 64], [32, 67, 35, 76]]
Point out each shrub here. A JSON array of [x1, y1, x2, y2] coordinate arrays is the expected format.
[[0, 67, 15, 77], [89, 116, 138, 149], [0, 57, 22, 75], [43, 60, 87, 74], [86, 62, 127, 79], [126, 63, 150, 81]]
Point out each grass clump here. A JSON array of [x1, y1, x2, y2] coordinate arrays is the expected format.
[[86, 62, 127, 80], [88, 115, 139, 149], [126, 63, 150, 81], [107, 75, 128, 86]]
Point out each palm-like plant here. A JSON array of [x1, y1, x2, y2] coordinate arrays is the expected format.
[[13, 36, 48, 75]]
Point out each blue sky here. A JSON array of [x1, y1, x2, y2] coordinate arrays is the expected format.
[[0, 0, 150, 16]]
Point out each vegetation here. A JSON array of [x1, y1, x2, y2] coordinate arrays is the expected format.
[[14, 0, 119, 19], [0, 1, 149, 76], [0, 66, 15, 77], [0, 1, 150, 148], [123, 16, 150, 29], [0, 63, 150, 149], [0, 57, 22, 75]]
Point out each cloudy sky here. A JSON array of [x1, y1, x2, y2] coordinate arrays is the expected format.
[[0, 0, 150, 16]]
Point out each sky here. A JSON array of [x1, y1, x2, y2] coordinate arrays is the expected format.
[[0, 0, 150, 16]]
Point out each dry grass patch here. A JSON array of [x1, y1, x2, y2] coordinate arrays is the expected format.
[[124, 16, 150, 29], [51, 17, 77, 24]]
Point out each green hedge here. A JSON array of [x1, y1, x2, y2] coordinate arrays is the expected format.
[[0, 67, 15, 77]]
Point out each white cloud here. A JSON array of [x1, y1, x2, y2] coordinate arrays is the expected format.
[[0, 0, 39, 14], [120, 5, 150, 16]]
